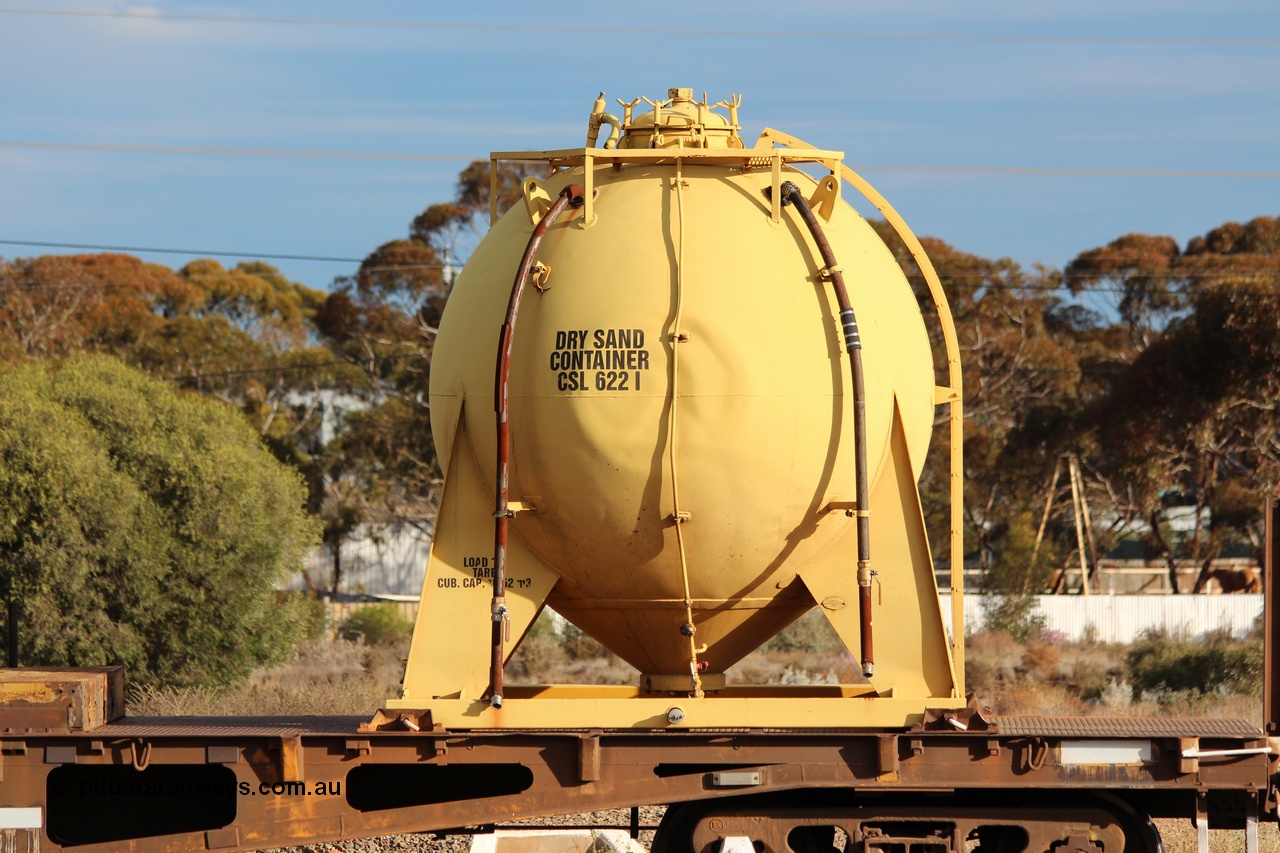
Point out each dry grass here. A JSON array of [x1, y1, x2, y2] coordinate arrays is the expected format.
[[966, 630, 1265, 726], [128, 638, 405, 716], [504, 617, 638, 685], [129, 620, 1267, 729]]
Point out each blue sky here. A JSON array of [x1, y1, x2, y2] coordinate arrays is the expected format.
[[1, 2, 1277, 297]]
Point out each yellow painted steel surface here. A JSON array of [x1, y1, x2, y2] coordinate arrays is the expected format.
[[399, 89, 964, 727]]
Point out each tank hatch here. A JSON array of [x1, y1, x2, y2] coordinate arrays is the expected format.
[[591, 88, 745, 150]]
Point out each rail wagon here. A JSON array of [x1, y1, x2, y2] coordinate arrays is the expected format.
[[0, 88, 1275, 853]]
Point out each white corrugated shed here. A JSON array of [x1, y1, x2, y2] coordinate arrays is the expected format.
[[940, 594, 1263, 643], [287, 525, 432, 597]]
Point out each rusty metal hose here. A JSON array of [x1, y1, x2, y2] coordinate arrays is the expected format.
[[490, 184, 585, 709], [778, 180, 876, 678]]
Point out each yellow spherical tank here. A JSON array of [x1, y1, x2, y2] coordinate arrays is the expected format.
[[395, 89, 965, 728]]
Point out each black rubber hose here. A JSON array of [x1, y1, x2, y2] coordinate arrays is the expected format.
[[779, 180, 875, 679]]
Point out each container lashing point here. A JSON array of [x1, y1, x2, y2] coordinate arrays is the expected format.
[[531, 261, 552, 292]]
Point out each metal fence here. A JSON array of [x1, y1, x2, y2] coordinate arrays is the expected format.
[[324, 600, 420, 636], [941, 593, 1263, 643], [317, 594, 1262, 647], [290, 526, 432, 598]]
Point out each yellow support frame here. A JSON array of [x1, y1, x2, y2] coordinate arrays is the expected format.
[[389, 136, 968, 729]]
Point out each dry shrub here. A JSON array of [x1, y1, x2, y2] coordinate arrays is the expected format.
[[552, 656, 637, 685], [994, 681, 1089, 717], [1019, 642, 1062, 681], [762, 611, 845, 654], [726, 611, 856, 686], [1127, 631, 1264, 698], [249, 638, 368, 685], [562, 624, 613, 660], [1057, 641, 1124, 700], [726, 647, 857, 686], [128, 638, 405, 716], [505, 617, 634, 685], [129, 676, 390, 716], [336, 604, 412, 646], [1121, 692, 1263, 728], [964, 631, 1023, 699]]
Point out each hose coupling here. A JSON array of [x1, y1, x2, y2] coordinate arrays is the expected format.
[[562, 184, 587, 209]]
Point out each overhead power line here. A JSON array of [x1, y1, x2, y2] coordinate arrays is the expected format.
[[0, 141, 473, 163], [3, 141, 1279, 180], [859, 165, 1280, 180], [2, 261, 1273, 300], [0, 239, 366, 264], [1, 9, 1277, 47]]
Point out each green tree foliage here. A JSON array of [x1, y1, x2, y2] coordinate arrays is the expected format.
[[337, 604, 413, 646], [1065, 233, 1184, 352], [876, 214, 1279, 597], [1078, 216, 1280, 590], [873, 227, 1096, 579], [0, 356, 320, 686], [297, 159, 550, 593], [410, 159, 546, 257], [0, 254, 354, 457], [979, 512, 1055, 641], [0, 253, 366, 595], [1126, 630, 1263, 698], [307, 160, 542, 549]]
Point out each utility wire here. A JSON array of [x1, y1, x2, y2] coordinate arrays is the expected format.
[[0, 239, 366, 264], [0, 141, 473, 163], [5, 235, 1274, 281], [2, 271, 1274, 296], [1, 10, 1276, 47], [859, 165, 1280, 180], [4, 141, 1279, 180]]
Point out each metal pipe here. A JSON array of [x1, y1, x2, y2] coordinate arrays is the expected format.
[[779, 180, 875, 678], [490, 183, 585, 709], [587, 92, 622, 149]]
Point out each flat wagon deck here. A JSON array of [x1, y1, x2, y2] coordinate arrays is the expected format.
[[0, 707, 1272, 852]]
